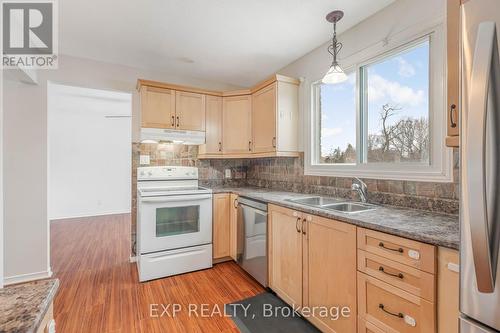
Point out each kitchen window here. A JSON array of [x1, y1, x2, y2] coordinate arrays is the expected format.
[[307, 30, 452, 181]]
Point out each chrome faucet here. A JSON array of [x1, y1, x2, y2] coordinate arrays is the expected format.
[[351, 177, 368, 203]]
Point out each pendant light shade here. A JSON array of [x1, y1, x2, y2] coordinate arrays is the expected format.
[[322, 63, 348, 84], [322, 10, 347, 85]]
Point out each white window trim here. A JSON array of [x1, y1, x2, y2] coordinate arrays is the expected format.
[[305, 23, 453, 182]]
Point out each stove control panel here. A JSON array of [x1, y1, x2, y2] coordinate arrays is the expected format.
[[137, 166, 198, 180]]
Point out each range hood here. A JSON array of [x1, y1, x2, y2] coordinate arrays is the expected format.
[[140, 128, 206, 145]]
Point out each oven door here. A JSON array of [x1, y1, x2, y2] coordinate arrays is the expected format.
[[139, 193, 212, 254]]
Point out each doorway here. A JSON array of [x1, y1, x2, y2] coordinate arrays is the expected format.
[[47, 83, 132, 219]]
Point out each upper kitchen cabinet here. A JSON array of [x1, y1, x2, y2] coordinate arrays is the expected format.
[[446, 0, 460, 147], [175, 91, 206, 131], [137, 79, 216, 131], [198, 95, 223, 156], [222, 94, 253, 155], [140, 86, 176, 129], [252, 76, 300, 156]]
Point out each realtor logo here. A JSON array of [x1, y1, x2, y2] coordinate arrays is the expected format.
[[2, 0, 58, 68]]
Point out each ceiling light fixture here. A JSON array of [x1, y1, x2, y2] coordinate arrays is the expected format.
[[322, 10, 348, 84]]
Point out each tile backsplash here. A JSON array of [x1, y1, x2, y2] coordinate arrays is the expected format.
[[131, 143, 459, 255]]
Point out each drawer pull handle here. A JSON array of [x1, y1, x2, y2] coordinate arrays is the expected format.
[[379, 242, 403, 253], [296, 217, 301, 233], [379, 304, 404, 318], [379, 266, 404, 279]]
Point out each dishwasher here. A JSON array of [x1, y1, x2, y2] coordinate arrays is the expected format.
[[236, 196, 268, 287]]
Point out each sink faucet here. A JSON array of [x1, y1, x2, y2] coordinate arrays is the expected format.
[[351, 177, 368, 203]]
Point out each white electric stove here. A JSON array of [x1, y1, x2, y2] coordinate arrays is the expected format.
[[136, 166, 212, 282]]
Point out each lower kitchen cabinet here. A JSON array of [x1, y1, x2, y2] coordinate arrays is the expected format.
[[213, 193, 230, 259], [437, 247, 459, 333], [268, 204, 457, 333], [268, 204, 304, 307], [305, 214, 357, 333], [268, 204, 357, 332], [357, 272, 435, 333], [229, 193, 238, 261]]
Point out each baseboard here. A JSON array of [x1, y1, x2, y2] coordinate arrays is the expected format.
[[129, 256, 137, 263], [4, 268, 53, 285]]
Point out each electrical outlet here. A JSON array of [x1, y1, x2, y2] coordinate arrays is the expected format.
[[224, 169, 232, 179], [140, 155, 150, 165]]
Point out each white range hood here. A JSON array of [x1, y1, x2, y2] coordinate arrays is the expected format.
[[141, 128, 206, 145]]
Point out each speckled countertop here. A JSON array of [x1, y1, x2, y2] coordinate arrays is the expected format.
[[0, 279, 59, 333], [208, 186, 459, 250]]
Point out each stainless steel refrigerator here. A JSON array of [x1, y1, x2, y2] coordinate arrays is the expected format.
[[460, 0, 500, 332]]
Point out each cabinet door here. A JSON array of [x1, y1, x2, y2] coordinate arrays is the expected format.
[[437, 247, 459, 333], [305, 215, 357, 333], [268, 205, 303, 307], [200, 95, 223, 155], [229, 194, 238, 261], [141, 86, 176, 129], [446, 0, 460, 139], [213, 193, 230, 259], [175, 91, 206, 131], [252, 83, 277, 153], [222, 95, 252, 154]]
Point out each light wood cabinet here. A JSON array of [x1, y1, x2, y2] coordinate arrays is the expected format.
[[358, 318, 386, 333], [437, 247, 459, 333], [251, 79, 299, 155], [358, 273, 435, 333], [305, 214, 357, 333], [269, 204, 357, 331], [37, 302, 54, 333], [252, 83, 277, 153], [199, 95, 223, 156], [446, 0, 460, 147], [222, 95, 253, 155], [357, 227, 437, 333], [229, 193, 238, 261], [213, 193, 230, 259], [268, 204, 304, 307], [358, 250, 435, 302], [175, 91, 206, 131], [357, 228, 436, 274], [140, 86, 176, 129]]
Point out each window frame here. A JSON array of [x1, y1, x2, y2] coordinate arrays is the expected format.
[[305, 24, 452, 182]]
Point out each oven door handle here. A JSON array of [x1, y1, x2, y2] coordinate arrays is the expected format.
[[140, 194, 212, 203]]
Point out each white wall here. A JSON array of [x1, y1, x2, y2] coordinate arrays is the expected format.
[[2, 55, 241, 284], [48, 83, 132, 220], [277, 0, 446, 151]]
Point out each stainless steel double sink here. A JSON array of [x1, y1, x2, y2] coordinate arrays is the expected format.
[[285, 196, 377, 214]]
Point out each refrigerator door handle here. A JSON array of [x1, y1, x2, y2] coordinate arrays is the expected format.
[[466, 21, 499, 293]]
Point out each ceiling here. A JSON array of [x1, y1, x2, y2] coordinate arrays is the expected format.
[[60, 0, 395, 88]]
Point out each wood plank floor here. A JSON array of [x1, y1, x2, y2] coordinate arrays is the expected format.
[[51, 214, 265, 333]]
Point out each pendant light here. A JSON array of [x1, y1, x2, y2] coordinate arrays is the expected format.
[[322, 10, 348, 84]]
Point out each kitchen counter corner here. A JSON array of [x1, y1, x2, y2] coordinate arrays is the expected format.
[[0, 279, 59, 333]]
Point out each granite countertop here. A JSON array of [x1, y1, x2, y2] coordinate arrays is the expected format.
[[208, 186, 459, 250], [0, 279, 59, 333]]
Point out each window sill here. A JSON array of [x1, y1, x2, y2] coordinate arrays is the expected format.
[[304, 163, 453, 183]]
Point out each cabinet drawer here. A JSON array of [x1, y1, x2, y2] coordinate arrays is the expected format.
[[358, 250, 435, 302], [358, 317, 386, 333], [358, 272, 435, 333], [357, 228, 436, 274]]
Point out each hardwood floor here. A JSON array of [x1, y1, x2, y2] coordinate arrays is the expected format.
[[50, 214, 264, 333]]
